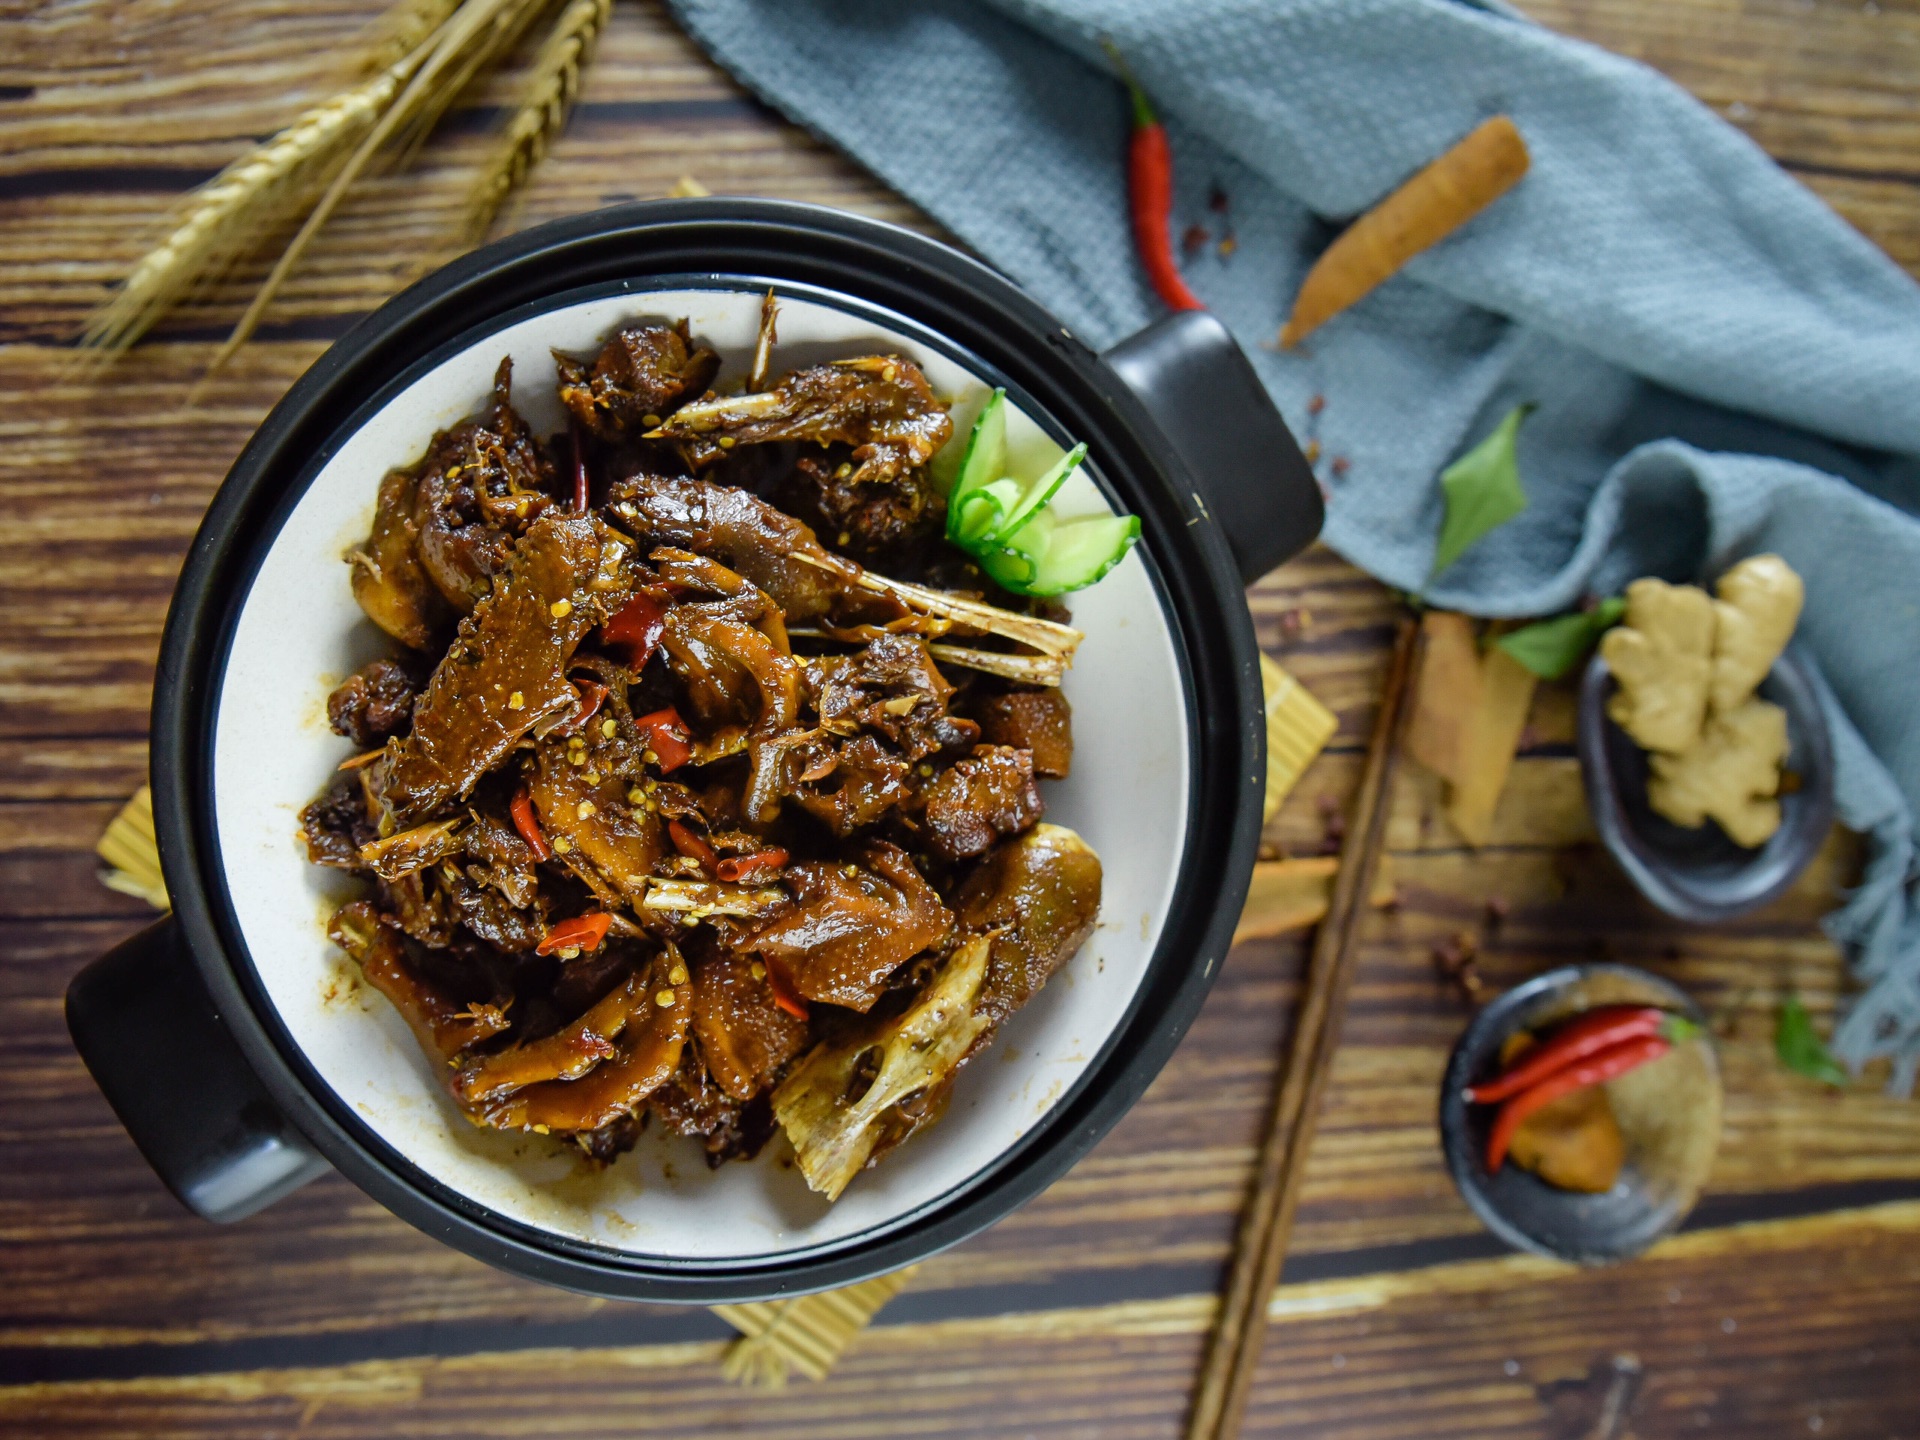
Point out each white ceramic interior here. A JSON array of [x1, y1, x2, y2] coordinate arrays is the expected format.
[[212, 285, 1191, 1260]]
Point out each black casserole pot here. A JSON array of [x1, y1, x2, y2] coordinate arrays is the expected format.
[[66, 200, 1322, 1302]]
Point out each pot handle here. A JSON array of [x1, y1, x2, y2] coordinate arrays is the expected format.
[[1103, 311, 1324, 585], [66, 917, 329, 1222]]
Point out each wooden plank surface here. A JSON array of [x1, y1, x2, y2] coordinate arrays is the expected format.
[[4, 0, 1920, 1434]]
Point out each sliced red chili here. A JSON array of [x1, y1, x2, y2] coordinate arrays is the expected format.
[[1484, 1034, 1670, 1173], [633, 705, 693, 772], [667, 818, 718, 872], [601, 591, 670, 670], [552, 678, 608, 738], [510, 787, 550, 862], [536, 911, 612, 957], [763, 956, 809, 1020], [715, 847, 790, 884], [1467, 1006, 1689, 1105]]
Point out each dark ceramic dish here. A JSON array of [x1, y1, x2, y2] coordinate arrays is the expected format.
[[64, 200, 1324, 1302], [1440, 965, 1722, 1266], [1578, 645, 1835, 924]]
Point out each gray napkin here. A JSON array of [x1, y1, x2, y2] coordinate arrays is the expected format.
[[666, 0, 1920, 1087]]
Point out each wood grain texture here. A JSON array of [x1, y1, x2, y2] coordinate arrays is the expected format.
[[4, 0, 1920, 1433]]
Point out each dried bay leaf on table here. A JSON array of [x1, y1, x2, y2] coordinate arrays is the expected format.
[[1430, 403, 1533, 579]]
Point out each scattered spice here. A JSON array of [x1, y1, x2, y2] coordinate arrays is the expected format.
[[1281, 115, 1530, 348], [1307, 393, 1326, 417], [1331, 455, 1350, 477], [1182, 223, 1210, 256]]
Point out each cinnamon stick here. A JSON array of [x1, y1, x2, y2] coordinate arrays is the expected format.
[[1185, 615, 1421, 1440]]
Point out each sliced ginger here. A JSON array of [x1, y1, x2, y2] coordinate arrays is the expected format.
[[1648, 697, 1790, 848], [1600, 578, 1716, 753], [1711, 555, 1804, 716]]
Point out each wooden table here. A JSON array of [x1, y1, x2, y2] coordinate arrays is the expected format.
[[6, 2, 1920, 1434]]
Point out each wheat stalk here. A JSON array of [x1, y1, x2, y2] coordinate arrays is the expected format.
[[208, 0, 555, 370], [460, 0, 609, 244], [361, 0, 465, 75], [75, 54, 423, 358]]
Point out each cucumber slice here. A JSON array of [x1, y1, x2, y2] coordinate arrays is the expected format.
[[944, 388, 1007, 543], [977, 442, 1086, 547], [952, 478, 1021, 546], [978, 509, 1139, 596]]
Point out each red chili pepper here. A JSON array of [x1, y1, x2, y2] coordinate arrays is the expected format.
[[536, 911, 612, 957], [763, 956, 809, 1020], [510, 787, 550, 862], [1467, 1006, 1695, 1105], [552, 679, 608, 739], [633, 706, 693, 772], [1110, 46, 1204, 313], [1484, 1034, 1671, 1174], [667, 818, 718, 872], [570, 419, 591, 513], [715, 847, 790, 884], [602, 591, 669, 670]]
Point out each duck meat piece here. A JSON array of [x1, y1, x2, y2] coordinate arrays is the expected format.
[[650, 1051, 779, 1167], [461, 806, 540, 909], [349, 468, 448, 650], [413, 358, 560, 613], [922, 745, 1043, 863], [806, 633, 978, 761], [660, 604, 804, 734], [556, 322, 720, 443], [648, 355, 953, 485], [689, 949, 809, 1100], [481, 951, 692, 1132], [609, 472, 859, 625], [968, 687, 1073, 778], [382, 512, 633, 827], [378, 871, 456, 948], [357, 817, 465, 881], [772, 930, 994, 1201], [788, 733, 915, 837], [327, 657, 423, 748], [454, 964, 653, 1105], [301, 772, 380, 870], [776, 452, 945, 565], [955, 823, 1103, 1029], [329, 901, 510, 1065], [572, 1112, 647, 1166], [528, 736, 665, 903], [438, 862, 547, 954], [742, 841, 952, 1011], [772, 824, 1101, 1198]]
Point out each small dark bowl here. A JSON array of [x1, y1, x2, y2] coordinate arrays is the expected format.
[[1577, 644, 1834, 924], [1440, 965, 1721, 1266]]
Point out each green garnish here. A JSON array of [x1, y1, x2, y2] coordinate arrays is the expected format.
[[1431, 403, 1533, 580], [1775, 995, 1849, 1087], [944, 390, 1136, 596], [1495, 597, 1626, 679]]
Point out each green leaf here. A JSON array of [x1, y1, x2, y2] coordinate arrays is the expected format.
[[1431, 404, 1534, 579], [1775, 995, 1849, 1087], [1494, 596, 1626, 680]]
